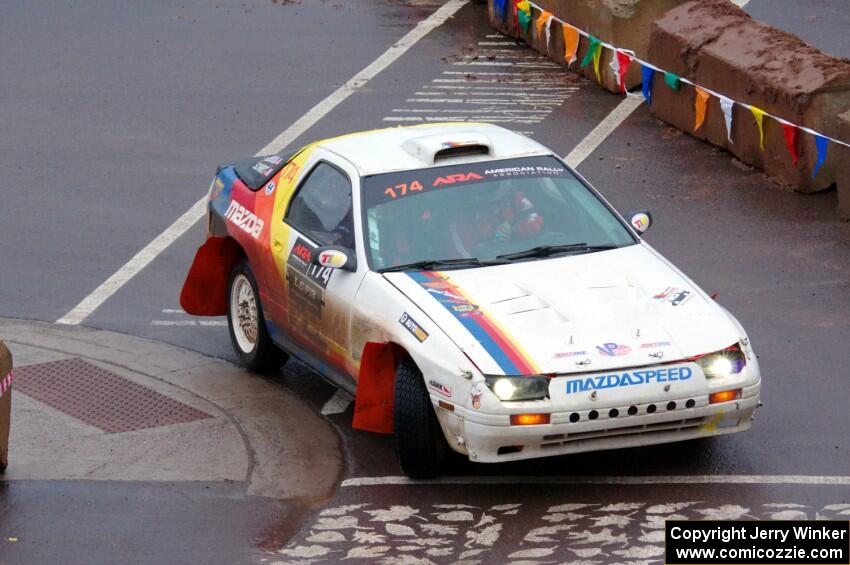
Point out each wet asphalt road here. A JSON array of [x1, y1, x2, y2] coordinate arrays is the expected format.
[[2, 0, 850, 563]]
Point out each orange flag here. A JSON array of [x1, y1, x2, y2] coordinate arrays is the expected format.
[[535, 10, 552, 39], [563, 24, 579, 66], [694, 87, 710, 131]]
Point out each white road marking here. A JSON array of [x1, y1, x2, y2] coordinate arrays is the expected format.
[[562, 95, 644, 168], [421, 85, 578, 92], [161, 308, 186, 314], [57, 198, 208, 325], [55, 0, 470, 326], [321, 389, 354, 415], [261, 0, 468, 155], [341, 474, 850, 487], [280, 501, 847, 563], [454, 61, 561, 68], [151, 320, 226, 326]]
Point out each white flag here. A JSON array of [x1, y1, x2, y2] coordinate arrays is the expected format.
[[609, 50, 621, 87], [545, 16, 553, 55], [719, 96, 735, 144]]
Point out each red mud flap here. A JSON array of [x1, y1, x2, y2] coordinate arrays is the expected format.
[[352, 343, 397, 434], [179, 237, 241, 316]]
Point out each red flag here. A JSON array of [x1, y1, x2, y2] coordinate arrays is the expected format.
[[782, 124, 798, 166], [616, 51, 632, 93], [513, 0, 520, 35]]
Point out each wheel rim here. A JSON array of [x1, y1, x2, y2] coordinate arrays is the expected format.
[[230, 273, 259, 354]]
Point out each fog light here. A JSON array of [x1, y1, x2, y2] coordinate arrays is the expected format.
[[709, 389, 741, 404], [510, 413, 550, 426]]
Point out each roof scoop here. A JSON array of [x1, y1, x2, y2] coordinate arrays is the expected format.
[[401, 131, 493, 165]]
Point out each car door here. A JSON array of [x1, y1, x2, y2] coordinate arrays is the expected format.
[[268, 150, 367, 387]]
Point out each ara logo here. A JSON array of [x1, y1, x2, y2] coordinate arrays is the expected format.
[[432, 172, 484, 186], [225, 200, 264, 239], [291, 242, 313, 263], [596, 342, 631, 357]]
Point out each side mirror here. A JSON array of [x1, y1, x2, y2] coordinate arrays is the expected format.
[[312, 246, 357, 272], [626, 210, 652, 234]]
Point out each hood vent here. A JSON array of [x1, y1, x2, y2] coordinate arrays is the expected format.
[[433, 144, 489, 161], [401, 131, 494, 165]]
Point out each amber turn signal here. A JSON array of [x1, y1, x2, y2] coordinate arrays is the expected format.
[[510, 413, 550, 426], [709, 389, 741, 404]]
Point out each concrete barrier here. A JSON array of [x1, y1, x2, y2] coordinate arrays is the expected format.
[[837, 110, 850, 220], [648, 0, 850, 193], [489, 0, 689, 92], [0, 341, 11, 472]]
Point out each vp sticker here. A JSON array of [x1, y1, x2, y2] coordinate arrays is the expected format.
[[399, 312, 429, 342]]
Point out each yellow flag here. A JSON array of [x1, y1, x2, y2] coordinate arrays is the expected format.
[[563, 25, 579, 66], [535, 11, 552, 39], [750, 106, 766, 150], [694, 87, 710, 132], [592, 42, 603, 82]]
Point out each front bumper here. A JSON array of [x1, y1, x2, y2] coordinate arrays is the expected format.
[[434, 379, 760, 463]]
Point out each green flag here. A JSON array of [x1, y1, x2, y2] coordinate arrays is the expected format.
[[664, 72, 681, 90], [581, 35, 600, 68]]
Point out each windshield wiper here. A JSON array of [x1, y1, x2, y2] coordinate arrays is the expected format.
[[378, 257, 507, 273], [497, 243, 620, 261]]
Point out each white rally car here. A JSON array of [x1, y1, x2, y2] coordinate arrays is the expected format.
[[181, 123, 762, 477]]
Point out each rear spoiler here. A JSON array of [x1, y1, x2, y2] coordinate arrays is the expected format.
[[220, 148, 299, 191]]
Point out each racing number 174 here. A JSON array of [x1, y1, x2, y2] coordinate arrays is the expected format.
[[384, 181, 423, 199]]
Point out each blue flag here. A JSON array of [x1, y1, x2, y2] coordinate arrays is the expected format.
[[642, 65, 655, 106], [493, 0, 508, 21], [812, 135, 828, 178]]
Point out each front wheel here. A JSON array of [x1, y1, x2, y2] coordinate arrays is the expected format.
[[394, 357, 448, 478], [227, 259, 288, 372]]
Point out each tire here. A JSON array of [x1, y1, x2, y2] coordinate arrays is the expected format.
[[227, 259, 288, 372], [394, 357, 448, 478]]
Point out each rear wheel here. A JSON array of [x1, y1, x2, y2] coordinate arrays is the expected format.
[[227, 259, 288, 372], [394, 357, 448, 478]]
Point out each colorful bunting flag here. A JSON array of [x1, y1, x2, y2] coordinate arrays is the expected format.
[[813, 135, 828, 178], [641, 65, 654, 105], [609, 51, 620, 87], [694, 87, 710, 132], [512, 0, 520, 35], [493, 0, 508, 22], [592, 41, 603, 82], [581, 35, 601, 68], [502, 4, 850, 170], [664, 72, 681, 91], [615, 51, 633, 93], [719, 96, 735, 144], [562, 24, 579, 66], [536, 10, 552, 41], [781, 124, 798, 166], [750, 106, 766, 150], [516, 1, 532, 33]]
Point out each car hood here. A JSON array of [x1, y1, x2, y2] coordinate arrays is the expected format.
[[383, 244, 741, 376]]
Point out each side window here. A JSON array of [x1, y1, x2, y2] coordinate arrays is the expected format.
[[286, 162, 355, 248]]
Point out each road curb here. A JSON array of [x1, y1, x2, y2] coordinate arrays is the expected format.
[[0, 318, 343, 502]]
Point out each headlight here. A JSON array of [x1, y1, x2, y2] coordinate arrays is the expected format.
[[484, 375, 550, 401], [697, 345, 746, 379]]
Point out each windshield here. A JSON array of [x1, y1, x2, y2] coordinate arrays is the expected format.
[[362, 156, 636, 271]]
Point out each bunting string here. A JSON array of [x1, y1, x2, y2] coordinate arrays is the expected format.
[[512, 0, 850, 170]]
